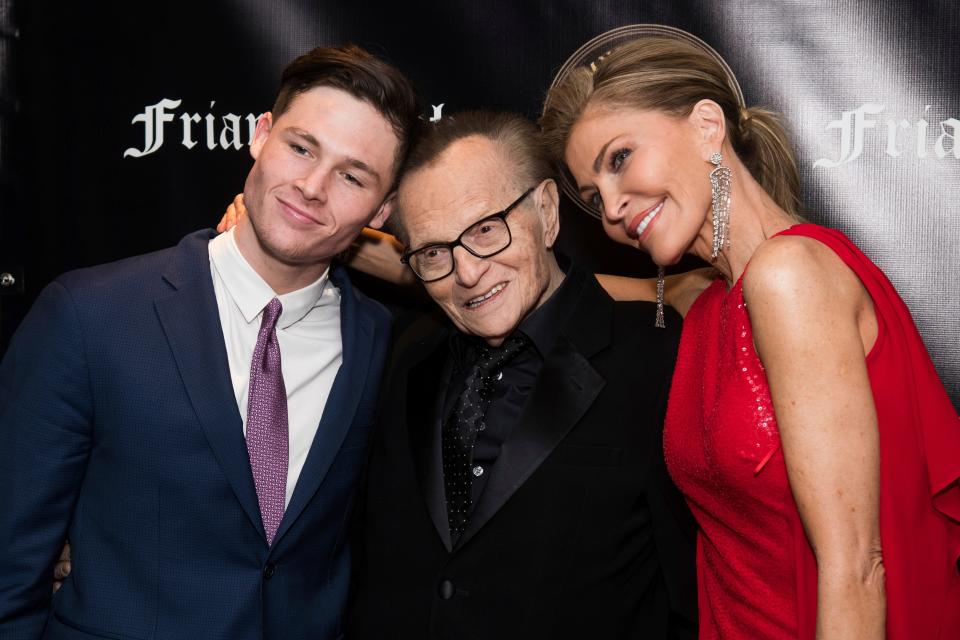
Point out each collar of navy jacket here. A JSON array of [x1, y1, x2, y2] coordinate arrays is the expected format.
[[154, 228, 382, 552]]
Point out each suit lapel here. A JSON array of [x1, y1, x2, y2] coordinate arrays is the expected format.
[[272, 265, 373, 546], [456, 271, 612, 549], [154, 230, 264, 541], [406, 336, 455, 552]]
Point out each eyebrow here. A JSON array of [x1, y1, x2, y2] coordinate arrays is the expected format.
[[346, 158, 382, 185], [407, 196, 519, 253], [579, 139, 614, 195], [407, 218, 478, 253], [284, 127, 383, 185], [592, 139, 613, 175]]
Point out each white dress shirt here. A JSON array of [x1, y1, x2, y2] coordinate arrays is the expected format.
[[209, 228, 342, 507]]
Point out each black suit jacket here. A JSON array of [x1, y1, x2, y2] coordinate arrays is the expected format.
[[350, 268, 697, 640]]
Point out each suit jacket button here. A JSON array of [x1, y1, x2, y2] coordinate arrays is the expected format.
[[263, 563, 276, 579], [438, 579, 454, 600]]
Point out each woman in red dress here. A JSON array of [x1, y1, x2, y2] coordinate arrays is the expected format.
[[541, 32, 960, 639]]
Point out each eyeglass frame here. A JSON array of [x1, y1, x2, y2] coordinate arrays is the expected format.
[[400, 186, 536, 283]]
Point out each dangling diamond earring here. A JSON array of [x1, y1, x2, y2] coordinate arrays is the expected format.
[[709, 152, 731, 260], [655, 265, 666, 328]]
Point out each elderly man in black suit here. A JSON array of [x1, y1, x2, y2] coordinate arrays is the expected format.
[[349, 111, 698, 640]]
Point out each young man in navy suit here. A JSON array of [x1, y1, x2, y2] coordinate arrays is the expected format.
[[0, 45, 417, 640]]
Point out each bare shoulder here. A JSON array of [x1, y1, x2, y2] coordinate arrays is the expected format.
[[742, 234, 864, 317]]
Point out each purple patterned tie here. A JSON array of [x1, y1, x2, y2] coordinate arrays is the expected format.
[[246, 297, 288, 546]]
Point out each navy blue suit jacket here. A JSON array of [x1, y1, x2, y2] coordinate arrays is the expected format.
[[0, 230, 392, 640]]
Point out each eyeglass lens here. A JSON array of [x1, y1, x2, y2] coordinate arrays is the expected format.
[[410, 216, 510, 280]]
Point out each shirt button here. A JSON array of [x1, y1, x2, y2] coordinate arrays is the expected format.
[[438, 579, 455, 600], [472, 465, 484, 477], [263, 563, 276, 579]]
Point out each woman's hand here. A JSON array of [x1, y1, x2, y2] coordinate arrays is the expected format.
[[745, 235, 884, 640], [53, 541, 71, 593], [216, 194, 245, 232]]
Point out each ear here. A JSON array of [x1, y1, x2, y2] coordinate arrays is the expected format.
[[687, 99, 727, 161], [249, 112, 273, 160], [536, 179, 561, 249], [368, 190, 396, 230]]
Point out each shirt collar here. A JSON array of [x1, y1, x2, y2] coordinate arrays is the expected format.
[[516, 262, 581, 358], [209, 228, 332, 330]]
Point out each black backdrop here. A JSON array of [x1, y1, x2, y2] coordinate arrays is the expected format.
[[1, 0, 958, 406]]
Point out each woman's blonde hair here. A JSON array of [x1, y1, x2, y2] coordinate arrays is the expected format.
[[540, 36, 802, 218]]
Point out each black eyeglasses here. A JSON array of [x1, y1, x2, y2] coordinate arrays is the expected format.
[[400, 187, 535, 283]]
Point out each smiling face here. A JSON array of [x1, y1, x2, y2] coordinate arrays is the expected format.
[[398, 135, 564, 346], [238, 86, 399, 281], [564, 104, 719, 266]]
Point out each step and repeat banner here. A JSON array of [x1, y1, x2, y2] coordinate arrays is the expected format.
[[1, 0, 957, 404]]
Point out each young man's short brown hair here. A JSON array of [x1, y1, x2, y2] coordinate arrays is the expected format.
[[273, 44, 420, 175]]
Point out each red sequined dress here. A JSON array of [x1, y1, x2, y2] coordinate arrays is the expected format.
[[663, 224, 960, 639]]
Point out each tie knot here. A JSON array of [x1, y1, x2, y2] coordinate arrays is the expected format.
[[262, 298, 283, 330]]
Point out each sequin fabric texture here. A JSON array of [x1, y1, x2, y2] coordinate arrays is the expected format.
[[246, 297, 289, 546], [442, 335, 528, 540], [663, 277, 800, 638]]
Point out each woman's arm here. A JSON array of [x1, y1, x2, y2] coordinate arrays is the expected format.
[[216, 195, 715, 302], [345, 227, 417, 287], [595, 274, 656, 302], [217, 194, 417, 287], [744, 236, 884, 640], [596, 268, 716, 316]]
